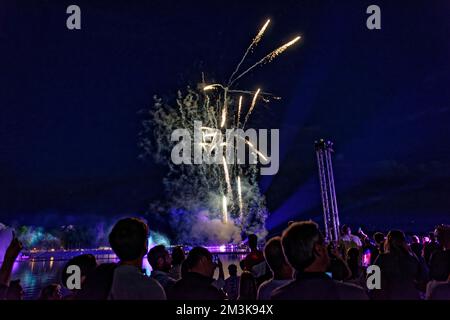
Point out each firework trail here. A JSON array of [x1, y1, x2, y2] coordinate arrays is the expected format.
[[243, 88, 261, 128], [220, 105, 227, 128], [222, 156, 233, 198], [228, 19, 271, 86], [230, 36, 301, 86], [236, 95, 243, 127], [237, 176, 243, 222], [235, 135, 268, 162], [222, 195, 228, 224]]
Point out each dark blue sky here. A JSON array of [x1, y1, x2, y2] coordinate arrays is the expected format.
[[1, 0, 449, 232]]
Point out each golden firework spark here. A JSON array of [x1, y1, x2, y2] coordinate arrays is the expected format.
[[253, 19, 271, 47], [222, 195, 228, 224], [220, 106, 227, 128], [222, 156, 233, 198], [243, 88, 261, 127], [237, 95, 243, 126], [237, 176, 243, 222], [245, 139, 268, 162]]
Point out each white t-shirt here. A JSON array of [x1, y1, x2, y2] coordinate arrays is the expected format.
[[109, 265, 166, 300], [341, 234, 362, 249]]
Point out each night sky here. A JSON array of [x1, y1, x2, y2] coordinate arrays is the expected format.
[[1, 0, 449, 233]]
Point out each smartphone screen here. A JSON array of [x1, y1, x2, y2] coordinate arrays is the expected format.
[[362, 249, 372, 267]]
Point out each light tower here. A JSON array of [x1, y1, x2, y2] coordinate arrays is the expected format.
[[315, 139, 340, 243]]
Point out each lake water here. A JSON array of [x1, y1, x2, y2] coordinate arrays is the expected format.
[[11, 251, 246, 300]]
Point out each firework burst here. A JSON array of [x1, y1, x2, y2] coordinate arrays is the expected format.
[[141, 19, 301, 244]]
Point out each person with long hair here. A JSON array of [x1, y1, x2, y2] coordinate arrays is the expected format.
[[426, 225, 450, 299], [372, 230, 426, 300], [169, 246, 185, 280]]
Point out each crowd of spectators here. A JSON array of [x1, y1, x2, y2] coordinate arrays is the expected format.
[[1, 217, 449, 300]]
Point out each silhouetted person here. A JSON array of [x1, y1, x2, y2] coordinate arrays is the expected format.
[[238, 271, 257, 300], [424, 231, 440, 265], [426, 225, 450, 299], [6, 279, 24, 300], [410, 240, 429, 292], [242, 234, 265, 271], [371, 232, 386, 264], [340, 225, 362, 254], [257, 236, 293, 300], [108, 218, 166, 300], [169, 246, 185, 280], [211, 255, 225, 290], [223, 264, 240, 300], [347, 247, 362, 280], [373, 232, 386, 248], [239, 260, 245, 272], [429, 225, 450, 281], [148, 244, 176, 291], [410, 241, 423, 259], [327, 242, 351, 281], [61, 253, 97, 299], [361, 232, 377, 266], [372, 230, 425, 300], [346, 247, 367, 288], [75, 262, 118, 300], [271, 221, 368, 300], [242, 234, 268, 286], [38, 284, 62, 300], [170, 247, 225, 300]]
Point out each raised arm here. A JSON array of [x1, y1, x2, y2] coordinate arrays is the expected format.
[[0, 232, 23, 287]]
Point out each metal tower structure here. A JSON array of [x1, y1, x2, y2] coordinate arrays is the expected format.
[[315, 139, 340, 243]]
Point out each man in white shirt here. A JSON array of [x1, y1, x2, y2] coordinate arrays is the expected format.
[[257, 236, 293, 300], [340, 225, 362, 254], [108, 218, 166, 300]]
